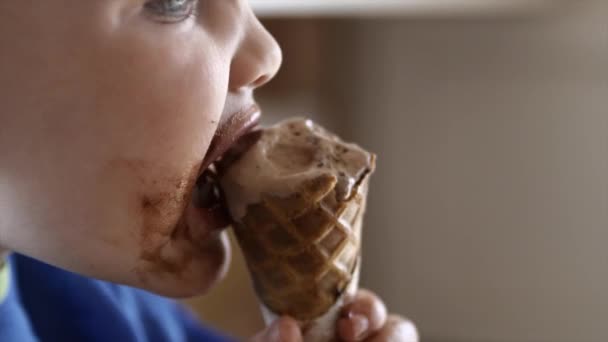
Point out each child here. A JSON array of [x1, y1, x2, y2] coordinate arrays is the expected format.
[[0, 1, 417, 341]]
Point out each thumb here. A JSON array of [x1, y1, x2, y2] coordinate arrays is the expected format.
[[250, 316, 303, 342]]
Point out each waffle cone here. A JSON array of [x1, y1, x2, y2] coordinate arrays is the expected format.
[[259, 259, 361, 342], [232, 171, 372, 341]]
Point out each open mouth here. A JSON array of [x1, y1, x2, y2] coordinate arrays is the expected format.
[[192, 104, 261, 228]]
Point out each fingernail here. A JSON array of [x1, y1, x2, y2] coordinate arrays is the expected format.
[[349, 313, 369, 340]]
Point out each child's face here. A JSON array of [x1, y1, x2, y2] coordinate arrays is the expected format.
[[0, 1, 281, 296]]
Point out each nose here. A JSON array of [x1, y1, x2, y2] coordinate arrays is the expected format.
[[228, 15, 282, 91]]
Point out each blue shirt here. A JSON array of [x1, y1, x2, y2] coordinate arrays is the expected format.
[[0, 254, 235, 342]]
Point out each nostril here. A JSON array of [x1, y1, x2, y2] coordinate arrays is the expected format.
[[252, 74, 270, 88]]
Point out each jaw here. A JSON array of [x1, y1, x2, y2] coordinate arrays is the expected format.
[[133, 229, 232, 298], [96, 155, 232, 298]]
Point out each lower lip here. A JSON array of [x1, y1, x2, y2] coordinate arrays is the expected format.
[[197, 204, 231, 232]]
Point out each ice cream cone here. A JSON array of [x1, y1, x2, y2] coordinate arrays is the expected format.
[[219, 118, 375, 341]]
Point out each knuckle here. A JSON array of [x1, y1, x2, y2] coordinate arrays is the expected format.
[[350, 291, 387, 324], [386, 315, 419, 341], [357, 289, 382, 304]]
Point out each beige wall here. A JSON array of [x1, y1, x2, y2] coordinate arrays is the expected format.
[[188, 2, 607, 341], [339, 2, 608, 341]]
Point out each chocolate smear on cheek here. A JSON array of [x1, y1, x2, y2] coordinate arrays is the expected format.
[[137, 192, 188, 279], [132, 167, 201, 284]]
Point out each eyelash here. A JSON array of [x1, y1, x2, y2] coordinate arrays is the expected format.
[[144, 0, 199, 23]]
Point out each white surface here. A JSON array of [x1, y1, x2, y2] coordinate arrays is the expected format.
[[251, 0, 555, 17]]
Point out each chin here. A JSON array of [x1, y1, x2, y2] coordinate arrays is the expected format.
[[135, 231, 232, 299], [191, 232, 232, 296]]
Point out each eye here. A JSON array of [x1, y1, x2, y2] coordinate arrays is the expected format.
[[144, 0, 198, 23]]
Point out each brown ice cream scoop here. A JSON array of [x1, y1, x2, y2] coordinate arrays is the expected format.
[[219, 118, 375, 341]]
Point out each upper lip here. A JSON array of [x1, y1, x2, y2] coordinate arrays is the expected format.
[[200, 103, 261, 176]]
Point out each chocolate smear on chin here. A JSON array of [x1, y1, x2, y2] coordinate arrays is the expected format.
[[135, 175, 197, 284]]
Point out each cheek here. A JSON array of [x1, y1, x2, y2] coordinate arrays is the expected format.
[[86, 26, 230, 204], [92, 32, 228, 164], [2, 9, 233, 295], [92, 34, 229, 212], [79, 27, 231, 284]]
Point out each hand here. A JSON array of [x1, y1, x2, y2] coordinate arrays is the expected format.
[[250, 289, 418, 341]]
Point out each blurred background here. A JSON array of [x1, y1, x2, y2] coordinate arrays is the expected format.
[[187, 1, 608, 341]]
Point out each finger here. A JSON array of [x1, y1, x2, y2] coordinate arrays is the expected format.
[[338, 289, 388, 341], [250, 316, 303, 342], [366, 315, 418, 342]]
